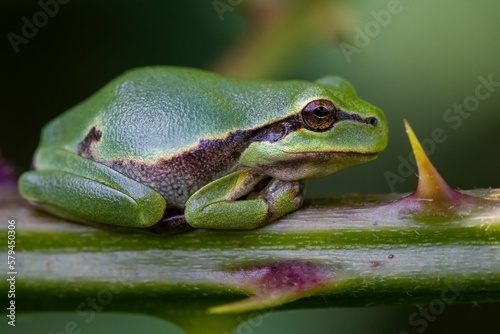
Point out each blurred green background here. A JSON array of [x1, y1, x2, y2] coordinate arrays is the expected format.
[[1, 0, 499, 333]]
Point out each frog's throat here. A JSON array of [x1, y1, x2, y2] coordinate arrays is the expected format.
[[253, 151, 378, 180]]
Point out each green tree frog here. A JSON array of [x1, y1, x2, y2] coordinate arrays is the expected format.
[[19, 67, 388, 232]]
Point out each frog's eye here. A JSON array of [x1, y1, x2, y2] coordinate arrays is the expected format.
[[301, 99, 337, 132]]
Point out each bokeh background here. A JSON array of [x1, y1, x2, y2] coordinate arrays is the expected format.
[[1, 0, 499, 333]]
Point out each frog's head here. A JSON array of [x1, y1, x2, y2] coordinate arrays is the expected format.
[[239, 76, 388, 180]]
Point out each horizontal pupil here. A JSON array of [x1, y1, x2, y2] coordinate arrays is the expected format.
[[313, 107, 329, 117]]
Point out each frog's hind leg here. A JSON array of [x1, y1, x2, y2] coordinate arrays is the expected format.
[[18, 148, 167, 229]]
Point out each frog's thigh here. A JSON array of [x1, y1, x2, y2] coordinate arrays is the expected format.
[[18, 148, 166, 228], [185, 170, 302, 230]]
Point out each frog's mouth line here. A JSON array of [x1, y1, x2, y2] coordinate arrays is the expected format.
[[278, 150, 379, 166], [282, 150, 379, 157]]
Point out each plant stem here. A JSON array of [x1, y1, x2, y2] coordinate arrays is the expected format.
[[1, 186, 499, 333]]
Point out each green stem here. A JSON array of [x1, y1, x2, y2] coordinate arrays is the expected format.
[[1, 186, 499, 334]]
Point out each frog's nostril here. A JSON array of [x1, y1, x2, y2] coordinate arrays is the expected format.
[[367, 117, 378, 126]]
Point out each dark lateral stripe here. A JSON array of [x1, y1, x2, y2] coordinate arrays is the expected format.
[[250, 115, 302, 143], [337, 110, 378, 126], [77, 126, 102, 156]]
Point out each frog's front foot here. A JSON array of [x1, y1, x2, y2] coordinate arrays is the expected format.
[[184, 170, 303, 230], [260, 179, 303, 223]]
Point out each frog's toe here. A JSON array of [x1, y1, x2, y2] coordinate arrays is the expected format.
[[263, 180, 303, 222]]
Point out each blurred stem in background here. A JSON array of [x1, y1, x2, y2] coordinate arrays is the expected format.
[[212, 0, 351, 79]]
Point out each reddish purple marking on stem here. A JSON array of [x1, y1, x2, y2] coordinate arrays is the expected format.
[[386, 187, 488, 216], [231, 260, 333, 293]]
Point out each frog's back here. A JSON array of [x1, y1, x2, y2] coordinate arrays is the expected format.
[[40, 67, 311, 162]]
